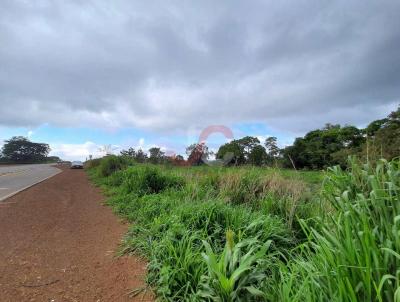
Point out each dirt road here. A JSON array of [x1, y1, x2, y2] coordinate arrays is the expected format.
[[0, 167, 152, 302]]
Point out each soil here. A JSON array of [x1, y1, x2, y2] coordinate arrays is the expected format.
[[0, 166, 153, 302]]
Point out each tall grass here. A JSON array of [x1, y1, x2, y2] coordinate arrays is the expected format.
[[273, 158, 400, 301], [86, 157, 399, 301], [97, 155, 132, 177], [88, 163, 309, 300]]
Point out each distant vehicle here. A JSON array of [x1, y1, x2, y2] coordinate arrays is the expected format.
[[70, 161, 83, 169]]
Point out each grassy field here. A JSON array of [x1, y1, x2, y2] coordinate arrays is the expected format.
[[87, 157, 400, 301]]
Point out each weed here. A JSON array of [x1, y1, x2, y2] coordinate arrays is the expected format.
[[86, 156, 400, 301], [198, 230, 273, 301], [275, 158, 400, 301], [98, 155, 131, 177]]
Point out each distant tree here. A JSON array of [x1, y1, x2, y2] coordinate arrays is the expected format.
[[265, 137, 279, 157], [339, 126, 364, 148], [185, 144, 196, 158], [363, 106, 400, 161], [216, 141, 245, 165], [120, 147, 136, 158], [264, 136, 281, 165], [135, 149, 148, 163], [248, 145, 267, 166], [187, 143, 210, 166], [1, 136, 50, 163], [186, 143, 210, 158], [149, 147, 165, 164], [46, 156, 61, 163], [365, 118, 388, 137], [281, 123, 368, 169], [216, 136, 262, 165], [236, 136, 260, 161]]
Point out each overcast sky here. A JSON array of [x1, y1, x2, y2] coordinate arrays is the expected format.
[[0, 0, 399, 160]]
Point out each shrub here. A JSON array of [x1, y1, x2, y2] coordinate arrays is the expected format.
[[122, 166, 184, 195], [84, 158, 102, 169], [98, 155, 130, 177]]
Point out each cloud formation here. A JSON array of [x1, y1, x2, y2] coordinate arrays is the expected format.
[[0, 0, 399, 135]]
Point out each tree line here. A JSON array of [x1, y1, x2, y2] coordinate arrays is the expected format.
[[119, 105, 399, 169], [282, 106, 399, 169]]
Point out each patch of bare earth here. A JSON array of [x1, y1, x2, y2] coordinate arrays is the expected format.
[[0, 167, 153, 302]]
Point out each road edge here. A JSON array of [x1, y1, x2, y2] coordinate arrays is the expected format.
[[0, 167, 63, 202]]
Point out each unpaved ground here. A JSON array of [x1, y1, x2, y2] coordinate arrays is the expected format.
[[0, 166, 153, 302]]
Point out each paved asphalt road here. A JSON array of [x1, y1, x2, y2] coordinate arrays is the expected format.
[[0, 164, 62, 202]]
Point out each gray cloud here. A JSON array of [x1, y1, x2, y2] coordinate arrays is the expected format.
[[0, 0, 399, 134]]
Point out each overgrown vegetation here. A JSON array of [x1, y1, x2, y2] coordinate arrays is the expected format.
[[87, 155, 400, 301], [97, 155, 131, 177], [270, 158, 400, 301]]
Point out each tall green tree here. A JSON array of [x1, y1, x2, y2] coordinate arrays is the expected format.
[[264, 137, 279, 157], [282, 124, 366, 169], [149, 147, 165, 164], [363, 106, 400, 161], [135, 149, 148, 163], [217, 136, 263, 165], [365, 118, 388, 136], [236, 136, 260, 161], [216, 140, 245, 165], [120, 147, 136, 158], [248, 145, 267, 166], [264, 136, 281, 165], [1, 136, 50, 163]]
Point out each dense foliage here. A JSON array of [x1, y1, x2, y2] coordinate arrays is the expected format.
[[97, 155, 131, 177], [364, 107, 400, 161], [282, 124, 365, 169], [282, 106, 400, 169], [217, 136, 263, 165], [87, 156, 400, 301], [0, 136, 51, 163]]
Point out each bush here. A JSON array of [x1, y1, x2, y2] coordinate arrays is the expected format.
[[84, 158, 102, 169], [98, 155, 130, 177], [122, 166, 184, 195]]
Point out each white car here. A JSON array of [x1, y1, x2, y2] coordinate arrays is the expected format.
[[70, 161, 83, 169]]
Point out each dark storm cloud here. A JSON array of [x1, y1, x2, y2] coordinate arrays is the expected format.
[[0, 0, 399, 133]]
